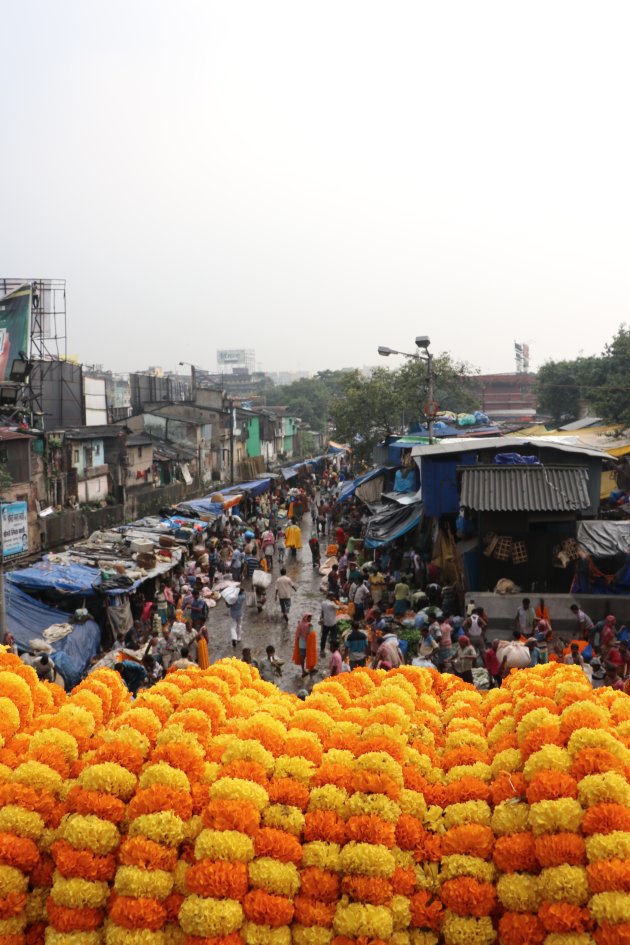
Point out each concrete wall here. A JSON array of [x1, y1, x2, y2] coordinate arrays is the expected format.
[[465, 591, 630, 635]]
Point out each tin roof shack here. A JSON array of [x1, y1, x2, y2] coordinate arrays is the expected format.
[[412, 437, 610, 593], [124, 433, 154, 488]]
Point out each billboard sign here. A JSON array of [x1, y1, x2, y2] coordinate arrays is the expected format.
[[0, 285, 31, 381], [217, 350, 247, 364], [1, 501, 28, 558]]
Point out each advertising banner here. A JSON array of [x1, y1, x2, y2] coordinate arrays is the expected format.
[[0, 285, 31, 381], [1, 501, 29, 558]]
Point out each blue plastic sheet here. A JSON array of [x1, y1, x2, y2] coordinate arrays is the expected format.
[[5, 582, 100, 687], [364, 502, 423, 549], [221, 479, 272, 497], [8, 560, 102, 596], [338, 467, 388, 503]]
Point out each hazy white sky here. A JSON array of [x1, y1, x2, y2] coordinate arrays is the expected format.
[[3, 1, 629, 377]]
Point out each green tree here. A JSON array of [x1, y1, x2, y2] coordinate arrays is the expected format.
[[536, 356, 605, 425], [265, 370, 351, 431]]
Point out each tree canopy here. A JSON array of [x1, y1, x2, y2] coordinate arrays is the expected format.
[[264, 370, 349, 431], [329, 353, 477, 464]]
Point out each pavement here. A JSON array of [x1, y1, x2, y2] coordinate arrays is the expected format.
[[205, 518, 331, 695]]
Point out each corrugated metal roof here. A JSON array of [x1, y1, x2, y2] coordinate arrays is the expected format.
[[460, 465, 590, 512]]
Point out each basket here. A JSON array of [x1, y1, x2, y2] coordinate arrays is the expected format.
[[511, 540, 528, 565], [493, 536, 513, 561]]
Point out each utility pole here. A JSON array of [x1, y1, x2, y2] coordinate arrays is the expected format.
[[426, 350, 435, 445], [0, 504, 7, 643], [230, 405, 235, 485]]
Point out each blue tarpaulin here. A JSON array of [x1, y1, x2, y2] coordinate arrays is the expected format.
[[338, 467, 388, 503], [364, 502, 423, 549], [5, 582, 100, 687], [8, 560, 102, 596], [221, 479, 272, 497]]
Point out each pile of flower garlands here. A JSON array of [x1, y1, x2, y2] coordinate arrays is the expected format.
[[0, 651, 630, 945]]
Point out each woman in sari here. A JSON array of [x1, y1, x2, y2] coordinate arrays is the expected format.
[[292, 612, 317, 677]]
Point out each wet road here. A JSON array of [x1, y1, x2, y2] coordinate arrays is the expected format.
[[206, 518, 329, 694]]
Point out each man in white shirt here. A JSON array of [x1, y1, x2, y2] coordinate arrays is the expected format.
[[320, 593, 338, 656], [275, 568, 297, 622]]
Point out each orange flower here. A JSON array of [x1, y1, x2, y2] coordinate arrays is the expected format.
[[128, 787, 193, 821], [440, 877, 496, 917], [593, 922, 630, 945], [352, 770, 401, 800], [186, 861, 249, 900], [402, 767, 446, 807], [525, 771, 578, 803], [341, 876, 393, 906], [220, 760, 269, 787], [409, 891, 444, 932], [118, 837, 178, 872], [443, 747, 489, 770], [94, 740, 145, 775], [312, 764, 353, 792], [242, 889, 294, 927], [254, 828, 303, 864], [332, 938, 388, 945], [519, 726, 564, 760], [513, 697, 558, 724], [163, 893, 184, 923], [25, 921, 45, 945], [66, 785, 126, 823], [109, 895, 167, 931], [29, 744, 70, 778], [47, 901, 103, 932], [280, 734, 322, 765], [534, 833, 585, 868], [51, 840, 116, 882], [267, 778, 310, 811], [0, 833, 39, 872], [31, 854, 54, 887], [345, 815, 396, 847], [491, 732, 520, 753], [539, 901, 591, 933], [201, 800, 260, 836], [0, 892, 27, 919], [491, 772, 526, 806], [0, 783, 56, 821], [498, 912, 545, 945], [571, 748, 624, 780], [587, 859, 630, 893], [442, 824, 494, 860], [184, 935, 243, 945], [191, 782, 210, 815], [293, 897, 336, 927], [355, 737, 405, 763], [151, 742, 205, 782], [582, 803, 630, 836], [444, 776, 491, 805], [493, 834, 538, 873], [299, 867, 339, 902], [391, 866, 416, 896]]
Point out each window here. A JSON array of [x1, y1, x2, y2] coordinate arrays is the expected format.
[[138, 447, 143, 459], [73, 449, 80, 464]]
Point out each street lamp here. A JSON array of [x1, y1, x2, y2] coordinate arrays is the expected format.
[[378, 337, 435, 444], [179, 361, 197, 398]]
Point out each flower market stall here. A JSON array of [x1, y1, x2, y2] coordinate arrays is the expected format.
[[0, 654, 628, 945]]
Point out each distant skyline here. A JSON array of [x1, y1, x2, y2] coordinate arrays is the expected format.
[[3, 1, 630, 377]]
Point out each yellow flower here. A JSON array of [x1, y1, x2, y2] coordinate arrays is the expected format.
[[424, 805, 445, 834], [292, 926, 333, 945], [183, 815, 204, 843], [179, 896, 243, 936], [79, 762, 137, 799], [242, 922, 291, 945], [567, 728, 627, 761], [222, 739, 275, 771], [414, 862, 440, 893], [173, 861, 189, 895], [345, 792, 401, 823], [339, 842, 396, 878], [538, 866, 589, 905], [543, 936, 594, 945], [0, 865, 28, 896], [30, 727, 78, 762], [50, 874, 109, 909], [40, 827, 55, 852], [0, 916, 27, 935], [440, 855, 496, 884], [355, 751, 403, 785], [491, 800, 530, 836], [444, 731, 488, 752], [443, 801, 491, 829], [47, 931, 102, 945], [301, 841, 341, 872], [162, 924, 185, 945], [490, 748, 522, 777], [398, 789, 427, 820], [194, 829, 255, 863], [589, 891, 630, 925], [201, 762, 220, 784], [210, 777, 269, 810], [101, 726, 150, 757], [441, 911, 495, 945], [487, 717, 517, 747], [59, 814, 120, 854], [409, 933, 439, 945], [114, 865, 174, 898], [12, 760, 63, 795], [139, 762, 191, 793], [391, 895, 411, 931], [273, 756, 315, 784], [523, 746, 572, 782], [262, 805, 305, 836], [321, 749, 354, 766], [333, 903, 393, 940], [529, 799, 583, 836], [585, 831, 630, 862], [578, 771, 630, 808], [516, 708, 558, 744], [249, 858, 300, 896], [497, 873, 540, 912], [104, 925, 165, 945], [444, 763, 492, 784], [129, 812, 185, 846], [25, 886, 48, 922], [0, 805, 44, 839], [393, 849, 416, 869], [308, 785, 348, 815]]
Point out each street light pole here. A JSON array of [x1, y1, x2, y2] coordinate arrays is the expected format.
[[0, 504, 6, 643], [378, 337, 435, 445], [426, 350, 434, 445]]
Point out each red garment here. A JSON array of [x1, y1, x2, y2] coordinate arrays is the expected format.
[[485, 649, 500, 675], [335, 526, 346, 545], [607, 646, 623, 666]]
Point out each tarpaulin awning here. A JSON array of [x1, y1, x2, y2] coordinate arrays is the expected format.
[[328, 441, 350, 453], [577, 521, 630, 557], [9, 560, 103, 596], [388, 437, 430, 449], [364, 502, 423, 549], [338, 467, 389, 503], [5, 582, 100, 688], [460, 465, 590, 512], [221, 479, 272, 497]]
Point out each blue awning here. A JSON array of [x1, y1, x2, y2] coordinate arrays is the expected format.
[[338, 466, 389, 503], [9, 560, 102, 596], [221, 478, 272, 497]]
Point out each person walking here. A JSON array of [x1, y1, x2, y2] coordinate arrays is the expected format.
[[275, 568, 297, 622], [570, 604, 595, 641], [229, 587, 246, 648], [320, 592, 338, 656], [285, 519, 302, 558], [515, 598, 536, 635], [261, 529, 275, 572], [292, 613, 317, 677]]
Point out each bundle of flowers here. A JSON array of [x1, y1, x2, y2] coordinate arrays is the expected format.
[[2, 649, 630, 945]]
